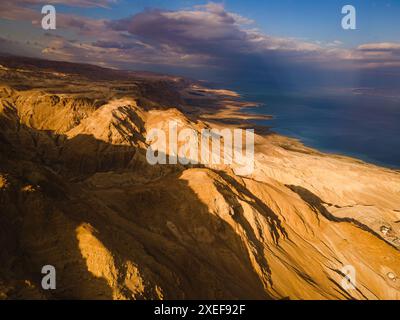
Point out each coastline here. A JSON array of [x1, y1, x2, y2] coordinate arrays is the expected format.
[[1, 57, 400, 299], [184, 83, 400, 171], [180, 82, 400, 251]]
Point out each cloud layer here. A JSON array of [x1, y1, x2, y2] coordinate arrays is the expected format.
[[1, 1, 400, 85]]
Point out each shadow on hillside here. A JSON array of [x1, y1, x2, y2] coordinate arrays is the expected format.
[[0, 164, 114, 299], [0, 118, 276, 299], [287, 185, 397, 249]]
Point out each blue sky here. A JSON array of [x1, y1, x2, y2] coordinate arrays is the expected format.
[[225, 0, 399, 45], [51, 0, 400, 46], [0, 0, 399, 88]]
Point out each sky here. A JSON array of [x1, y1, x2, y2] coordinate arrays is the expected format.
[[0, 0, 400, 90]]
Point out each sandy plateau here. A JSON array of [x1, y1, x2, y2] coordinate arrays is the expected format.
[[0, 56, 399, 300]]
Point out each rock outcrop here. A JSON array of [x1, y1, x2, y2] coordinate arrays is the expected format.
[[0, 57, 399, 300]]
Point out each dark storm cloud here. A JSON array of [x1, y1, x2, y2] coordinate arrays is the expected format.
[[92, 40, 143, 50], [106, 4, 325, 68], [102, 4, 355, 86], [2, 0, 400, 86]]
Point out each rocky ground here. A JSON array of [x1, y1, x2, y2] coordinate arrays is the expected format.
[[0, 56, 399, 300]]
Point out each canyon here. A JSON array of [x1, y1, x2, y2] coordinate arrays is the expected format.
[[0, 55, 399, 300]]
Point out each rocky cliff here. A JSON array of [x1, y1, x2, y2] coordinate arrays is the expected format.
[[0, 57, 399, 300]]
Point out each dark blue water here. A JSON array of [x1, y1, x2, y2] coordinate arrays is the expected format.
[[242, 90, 400, 168]]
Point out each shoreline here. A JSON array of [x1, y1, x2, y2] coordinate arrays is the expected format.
[[183, 83, 400, 171], [1, 56, 400, 299]]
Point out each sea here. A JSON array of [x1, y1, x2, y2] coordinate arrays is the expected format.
[[235, 88, 400, 169]]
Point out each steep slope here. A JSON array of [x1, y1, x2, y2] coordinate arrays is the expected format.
[[0, 61, 400, 300]]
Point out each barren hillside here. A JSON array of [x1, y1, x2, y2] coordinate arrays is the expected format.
[[0, 57, 399, 300]]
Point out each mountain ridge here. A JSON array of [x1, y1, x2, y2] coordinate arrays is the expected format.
[[0, 56, 399, 300]]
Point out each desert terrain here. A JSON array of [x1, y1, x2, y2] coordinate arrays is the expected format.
[[0, 55, 399, 300]]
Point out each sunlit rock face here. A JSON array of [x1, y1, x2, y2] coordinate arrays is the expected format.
[[0, 56, 399, 300]]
